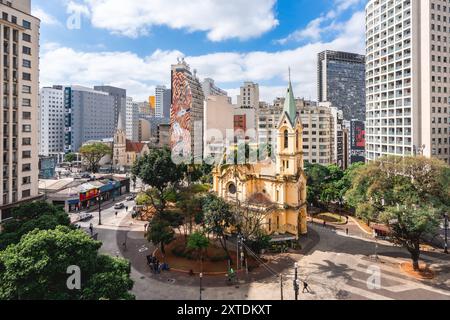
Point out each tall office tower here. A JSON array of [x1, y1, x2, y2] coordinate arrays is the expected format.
[[64, 86, 115, 153], [366, 0, 450, 164], [155, 85, 171, 118], [202, 78, 228, 98], [0, 0, 40, 221], [237, 82, 259, 109], [93, 85, 126, 128], [170, 58, 205, 163], [39, 86, 65, 156], [318, 50, 366, 121], [299, 102, 345, 167], [125, 97, 139, 141]]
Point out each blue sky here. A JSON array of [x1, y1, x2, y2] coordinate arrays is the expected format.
[[34, 0, 367, 102]]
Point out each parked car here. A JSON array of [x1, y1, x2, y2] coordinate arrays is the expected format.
[[78, 212, 93, 221], [81, 173, 91, 179], [114, 203, 125, 210], [126, 194, 136, 201]]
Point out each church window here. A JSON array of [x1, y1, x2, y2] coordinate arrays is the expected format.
[[284, 130, 289, 149], [228, 183, 237, 195], [296, 130, 299, 149]]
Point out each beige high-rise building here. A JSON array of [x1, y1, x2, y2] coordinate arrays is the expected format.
[[299, 102, 345, 167], [0, 0, 40, 222], [366, 0, 450, 163]]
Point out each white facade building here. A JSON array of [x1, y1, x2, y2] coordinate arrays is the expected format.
[[237, 82, 260, 109], [125, 97, 139, 141], [366, 0, 450, 163], [39, 87, 65, 156]]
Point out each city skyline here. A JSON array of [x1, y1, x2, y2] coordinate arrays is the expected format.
[[33, 0, 367, 102]]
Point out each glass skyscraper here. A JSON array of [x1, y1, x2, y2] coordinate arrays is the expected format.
[[318, 50, 366, 121]]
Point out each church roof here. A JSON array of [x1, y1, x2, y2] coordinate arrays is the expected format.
[[126, 140, 146, 153], [247, 192, 273, 206], [283, 70, 297, 126]]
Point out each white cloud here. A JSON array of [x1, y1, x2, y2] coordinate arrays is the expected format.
[[276, 0, 364, 44], [32, 7, 60, 25], [68, 0, 278, 41], [40, 10, 365, 103]]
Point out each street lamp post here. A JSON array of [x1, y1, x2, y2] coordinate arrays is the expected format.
[[97, 195, 103, 225], [280, 274, 284, 301], [444, 214, 448, 254], [294, 262, 299, 301], [199, 273, 203, 301]]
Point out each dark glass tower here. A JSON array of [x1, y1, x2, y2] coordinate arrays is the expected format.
[[318, 50, 366, 121]]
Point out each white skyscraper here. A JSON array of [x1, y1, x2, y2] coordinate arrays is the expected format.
[[155, 85, 171, 118], [39, 87, 65, 156], [125, 97, 139, 141], [366, 0, 450, 164]]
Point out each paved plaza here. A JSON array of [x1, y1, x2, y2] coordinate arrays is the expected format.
[[80, 200, 450, 300]]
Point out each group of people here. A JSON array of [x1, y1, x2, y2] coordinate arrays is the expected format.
[[146, 255, 169, 274]]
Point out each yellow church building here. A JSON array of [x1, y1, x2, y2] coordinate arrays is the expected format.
[[212, 77, 308, 240]]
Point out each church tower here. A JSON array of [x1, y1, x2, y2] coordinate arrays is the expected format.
[[113, 112, 127, 166], [276, 71, 304, 177]]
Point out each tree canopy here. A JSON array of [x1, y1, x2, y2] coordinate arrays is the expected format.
[[0, 202, 71, 250], [346, 156, 450, 270], [79, 143, 111, 173], [0, 226, 134, 300]]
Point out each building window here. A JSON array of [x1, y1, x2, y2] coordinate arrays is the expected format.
[[22, 85, 31, 93], [22, 176, 31, 185], [22, 151, 31, 158], [23, 59, 31, 68], [22, 46, 31, 55], [284, 130, 289, 149], [22, 189, 31, 198], [22, 33, 31, 42], [228, 183, 237, 195], [22, 73, 31, 81], [22, 163, 31, 172], [22, 124, 31, 132], [22, 20, 31, 29]]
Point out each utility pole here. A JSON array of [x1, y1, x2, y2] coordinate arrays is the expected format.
[[97, 194, 103, 225], [199, 273, 203, 300], [280, 274, 284, 301], [294, 262, 299, 300], [444, 213, 448, 254]]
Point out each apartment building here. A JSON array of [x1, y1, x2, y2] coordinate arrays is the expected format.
[[366, 0, 450, 163], [0, 0, 40, 221]]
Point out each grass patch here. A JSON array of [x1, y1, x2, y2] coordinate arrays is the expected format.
[[316, 212, 346, 224]]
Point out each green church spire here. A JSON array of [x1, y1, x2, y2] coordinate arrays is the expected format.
[[283, 67, 297, 125]]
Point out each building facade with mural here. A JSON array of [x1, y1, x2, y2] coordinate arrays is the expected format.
[[170, 58, 205, 163], [212, 79, 308, 240]]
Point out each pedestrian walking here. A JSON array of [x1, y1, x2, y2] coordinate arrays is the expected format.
[[302, 282, 310, 293], [323, 221, 326, 228], [125, 206, 128, 212], [115, 211, 118, 217], [89, 223, 93, 235], [346, 228, 349, 235], [346, 216, 349, 224]]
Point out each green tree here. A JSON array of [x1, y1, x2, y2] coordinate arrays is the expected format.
[[79, 143, 112, 173], [147, 218, 175, 255], [202, 194, 236, 259], [187, 231, 209, 263], [0, 202, 71, 250], [346, 156, 450, 270], [380, 205, 440, 271], [0, 226, 134, 300], [131, 147, 182, 218], [64, 153, 77, 163]]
